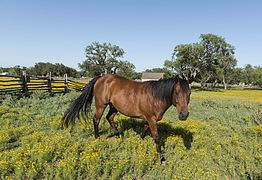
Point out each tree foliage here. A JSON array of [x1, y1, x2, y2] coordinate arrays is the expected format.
[[0, 65, 28, 76], [242, 64, 262, 86], [0, 63, 79, 77], [168, 34, 237, 89], [200, 34, 237, 89], [79, 42, 138, 79], [168, 43, 204, 80], [79, 42, 124, 77], [30, 62, 79, 77], [116, 61, 141, 79]]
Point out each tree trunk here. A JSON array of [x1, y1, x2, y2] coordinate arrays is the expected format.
[[222, 74, 227, 90], [213, 79, 218, 87]]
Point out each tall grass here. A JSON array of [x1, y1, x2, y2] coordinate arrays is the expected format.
[[0, 90, 261, 179]]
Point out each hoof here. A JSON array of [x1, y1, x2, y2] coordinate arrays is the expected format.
[[94, 135, 100, 139], [160, 155, 166, 163]]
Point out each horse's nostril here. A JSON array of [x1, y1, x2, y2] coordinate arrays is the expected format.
[[179, 111, 189, 120], [179, 111, 187, 116]]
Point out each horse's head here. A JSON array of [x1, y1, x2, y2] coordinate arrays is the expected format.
[[173, 78, 191, 121]]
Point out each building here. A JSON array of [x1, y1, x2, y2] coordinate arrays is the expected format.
[[141, 72, 164, 82]]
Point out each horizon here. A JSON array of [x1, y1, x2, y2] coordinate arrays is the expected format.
[[0, 0, 261, 71]]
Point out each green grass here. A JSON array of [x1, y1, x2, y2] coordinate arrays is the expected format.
[[0, 90, 261, 179]]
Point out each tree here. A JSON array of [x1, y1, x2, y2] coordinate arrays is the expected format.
[[79, 42, 125, 77], [163, 59, 176, 72], [29, 62, 79, 77], [0, 65, 28, 76], [116, 60, 140, 80], [227, 67, 244, 85], [253, 66, 262, 87], [200, 34, 237, 89], [30, 62, 52, 76], [170, 34, 237, 89], [168, 43, 204, 81], [243, 64, 255, 85], [8, 65, 28, 75]]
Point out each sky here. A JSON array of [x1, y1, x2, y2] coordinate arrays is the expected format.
[[0, 0, 261, 71]]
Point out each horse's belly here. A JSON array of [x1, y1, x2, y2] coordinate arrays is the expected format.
[[111, 98, 144, 119]]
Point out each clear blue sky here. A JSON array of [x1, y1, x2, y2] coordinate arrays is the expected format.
[[0, 0, 261, 71]]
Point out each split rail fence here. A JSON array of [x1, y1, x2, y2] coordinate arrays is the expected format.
[[0, 73, 87, 98]]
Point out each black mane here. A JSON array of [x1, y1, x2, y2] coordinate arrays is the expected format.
[[145, 77, 189, 104]]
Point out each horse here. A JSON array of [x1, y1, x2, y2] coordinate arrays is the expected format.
[[62, 74, 191, 161]]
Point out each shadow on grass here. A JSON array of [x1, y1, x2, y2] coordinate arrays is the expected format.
[[119, 118, 193, 150]]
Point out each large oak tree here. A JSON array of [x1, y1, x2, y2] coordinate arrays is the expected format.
[[165, 34, 237, 89]]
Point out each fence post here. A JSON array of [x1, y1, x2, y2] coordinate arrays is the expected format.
[[21, 71, 30, 97], [64, 74, 69, 94], [47, 72, 53, 96]]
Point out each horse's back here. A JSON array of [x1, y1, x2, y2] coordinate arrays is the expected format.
[[94, 74, 134, 96]]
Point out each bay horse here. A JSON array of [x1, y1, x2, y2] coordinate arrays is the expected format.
[[62, 74, 191, 160]]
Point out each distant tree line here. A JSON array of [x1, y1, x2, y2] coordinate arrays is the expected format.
[[146, 64, 262, 87], [146, 34, 261, 88], [0, 63, 80, 78], [1, 37, 261, 88], [234, 64, 262, 86]]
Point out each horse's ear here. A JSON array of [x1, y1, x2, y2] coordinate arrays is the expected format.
[[188, 73, 196, 84], [177, 73, 184, 79]]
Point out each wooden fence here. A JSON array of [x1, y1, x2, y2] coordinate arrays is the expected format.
[[0, 73, 87, 98]]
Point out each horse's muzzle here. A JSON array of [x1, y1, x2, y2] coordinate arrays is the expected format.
[[178, 111, 189, 121]]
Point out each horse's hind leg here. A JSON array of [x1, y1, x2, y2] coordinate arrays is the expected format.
[[141, 122, 149, 139], [93, 103, 106, 138], [106, 105, 120, 137]]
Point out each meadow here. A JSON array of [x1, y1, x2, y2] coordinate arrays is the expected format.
[[0, 89, 261, 179]]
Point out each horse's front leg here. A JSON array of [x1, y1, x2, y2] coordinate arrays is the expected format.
[[147, 119, 165, 162]]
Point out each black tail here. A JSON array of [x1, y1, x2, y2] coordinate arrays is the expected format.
[[62, 76, 101, 128]]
